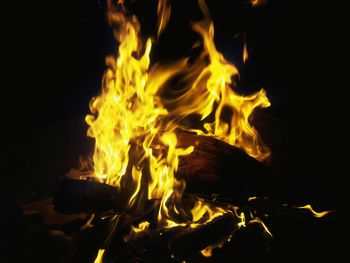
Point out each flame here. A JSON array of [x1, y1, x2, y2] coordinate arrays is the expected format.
[[87, 0, 270, 254], [94, 249, 105, 263], [201, 247, 213, 257], [189, 199, 226, 228], [124, 221, 150, 242], [86, 1, 157, 187], [147, 132, 195, 226], [200, 239, 227, 258], [157, 0, 271, 161], [157, 0, 171, 37], [243, 35, 248, 63], [250, 217, 272, 236], [297, 204, 332, 218], [134, 221, 150, 232]]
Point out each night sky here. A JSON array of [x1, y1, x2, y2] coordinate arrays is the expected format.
[[1, 0, 346, 261]]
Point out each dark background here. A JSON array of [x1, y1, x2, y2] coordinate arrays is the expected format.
[[1, 0, 346, 261]]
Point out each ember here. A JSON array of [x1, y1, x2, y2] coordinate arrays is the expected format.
[[52, 1, 330, 262]]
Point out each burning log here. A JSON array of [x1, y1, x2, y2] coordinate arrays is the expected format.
[[175, 131, 274, 198], [54, 131, 273, 214]]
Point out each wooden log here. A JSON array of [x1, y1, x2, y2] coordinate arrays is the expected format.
[[175, 131, 275, 198]]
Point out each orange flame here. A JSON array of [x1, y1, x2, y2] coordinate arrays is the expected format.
[[243, 35, 249, 63]]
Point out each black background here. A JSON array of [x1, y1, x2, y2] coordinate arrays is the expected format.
[[1, 0, 346, 261]]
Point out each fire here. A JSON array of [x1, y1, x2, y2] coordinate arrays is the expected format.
[[94, 249, 105, 263], [297, 204, 332, 218], [86, 0, 272, 258]]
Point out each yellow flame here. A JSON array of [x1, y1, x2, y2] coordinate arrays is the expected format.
[[134, 221, 150, 232], [159, 0, 271, 161], [250, 217, 272, 236], [200, 233, 231, 258], [94, 249, 105, 263], [237, 212, 246, 228], [189, 199, 225, 228], [147, 132, 194, 226], [86, 2, 158, 187], [297, 204, 332, 218], [124, 221, 151, 242], [248, 196, 257, 201]]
